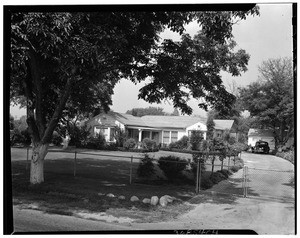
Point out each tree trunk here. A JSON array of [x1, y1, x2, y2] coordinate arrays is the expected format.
[[30, 143, 49, 184], [211, 156, 215, 175]]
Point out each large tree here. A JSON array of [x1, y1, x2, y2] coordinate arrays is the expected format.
[[9, 8, 259, 184], [239, 57, 294, 150]]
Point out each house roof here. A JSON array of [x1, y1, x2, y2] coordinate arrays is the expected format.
[[141, 115, 207, 129], [88, 112, 234, 131], [248, 128, 274, 137], [114, 112, 147, 127], [213, 120, 234, 130]]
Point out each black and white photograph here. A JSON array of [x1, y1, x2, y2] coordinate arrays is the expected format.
[[4, 2, 296, 235]]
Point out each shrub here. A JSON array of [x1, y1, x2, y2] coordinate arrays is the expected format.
[[158, 156, 188, 181], [20, 129, 31, 146], [142, 138, 157, 150], [190, 131, 204, 151], [200, 176, 214, 190], [233, 156, 244, 168], [228, 136, 236, 145], [201, 140, 209, 151], [114, 126, 128, 147], [210, 171, 226, 184], [86, 134, 106, 150], [230, 166, 240, 173], [69, 124, 91, 148], [52, 131, 63, 146], [229, 142, 249, 152], [137, 153, 155, 178], [169, 136, 189, 150], [103, 143, 117, 151], [11, 128, 31, 146], [123, 138, 137, 150], [216, 169, 232, 178]]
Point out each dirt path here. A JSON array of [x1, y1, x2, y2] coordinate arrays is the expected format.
[[128, 153, 295, 234], [13, 206, 139, 232]]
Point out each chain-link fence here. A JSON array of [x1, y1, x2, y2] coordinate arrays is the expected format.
[[22, 148, 244, 195], [21, 148, 295, 203]]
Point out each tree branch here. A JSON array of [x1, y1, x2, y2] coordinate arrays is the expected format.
[[22, 61, 40, 143], [41, 78, 73, 144], [28, 47, 45, 138]]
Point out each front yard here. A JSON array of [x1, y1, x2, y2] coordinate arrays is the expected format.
[[11, 147, 240, 223]]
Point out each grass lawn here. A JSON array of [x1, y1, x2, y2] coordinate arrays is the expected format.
[[11, 147, 242, 223], [11, 147, 198, 223]]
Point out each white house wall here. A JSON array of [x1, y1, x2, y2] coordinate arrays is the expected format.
[[186, 122, 207, 140], [178, 130, 188, 140], [115, 120, 125, 130]]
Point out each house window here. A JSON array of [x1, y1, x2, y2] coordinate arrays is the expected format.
[[163, 131, 170, 144], [171, 131, 178, 142], [95, 126, 109, 139], [188, 130, 203, 137]]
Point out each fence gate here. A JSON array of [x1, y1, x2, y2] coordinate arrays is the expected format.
[[243, 166, 295, 203]]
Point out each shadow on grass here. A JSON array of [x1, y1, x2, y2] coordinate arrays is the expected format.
[[11, 158, 196, 221]]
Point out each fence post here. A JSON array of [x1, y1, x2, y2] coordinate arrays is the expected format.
[[198, 158, 202, 192], [129, 156, 133, 185], [245, 166, 248, 197], [74, 151, 77, 177], [243, 165, 248, 198], [195, 158, 200, 193]]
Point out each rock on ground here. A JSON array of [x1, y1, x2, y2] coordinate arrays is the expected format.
[[163, 195, 174, 203], [142, 198, 151, 204], [130, 196, 139, 202], [150, 196, 159, 206], [159, 196, 168, 207]]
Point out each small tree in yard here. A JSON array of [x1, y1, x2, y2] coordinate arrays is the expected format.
[[114, 126, 127, 147], [137, 153, 155, 178], [9, 8, 259, 184], [190, 131, 204, 151]]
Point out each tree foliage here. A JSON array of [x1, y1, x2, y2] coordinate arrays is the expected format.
[[9, 8, 259, 183], [206, 111, 216, 141], [126, 106, 166, 117], [239, 57, 294, 149]]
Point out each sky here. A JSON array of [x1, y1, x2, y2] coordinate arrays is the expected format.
[[9, 3, 293, 119]]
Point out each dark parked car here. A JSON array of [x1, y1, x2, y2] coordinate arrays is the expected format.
[[252, 140, 270, 154]]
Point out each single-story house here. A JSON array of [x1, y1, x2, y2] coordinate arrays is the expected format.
[[248, 128, 275, 150], [213, 119, 236, 139], [86, 111, 235, 146]]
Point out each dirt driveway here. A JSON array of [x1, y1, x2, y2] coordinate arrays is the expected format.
[[128, 152, 295, 234]]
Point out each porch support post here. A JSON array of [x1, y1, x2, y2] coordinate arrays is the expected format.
[[150, 131, 153, 140], [107, 127, 111, 142], [138, 129, 142, 142]]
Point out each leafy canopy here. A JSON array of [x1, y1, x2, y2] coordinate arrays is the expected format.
[[10, 9, 259, 144], [239, 57, 294, 146]]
